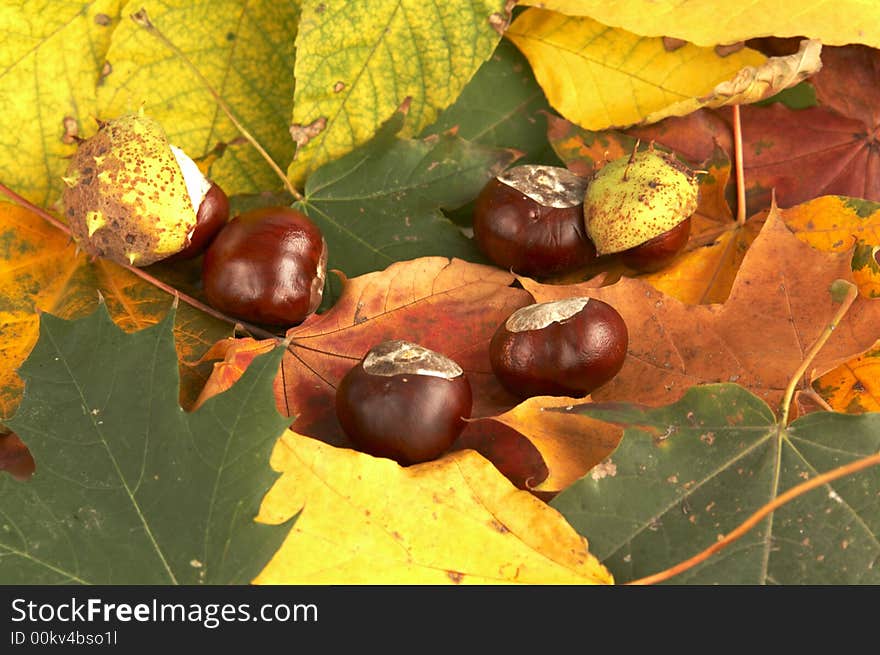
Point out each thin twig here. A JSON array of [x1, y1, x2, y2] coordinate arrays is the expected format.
[[732, 105, 747, 226], [799, 386, 836, 413], [627, 279, 863, 586], [779, 281, 858, 426], [130, 8, 304, 202], [627, 450, 880, 585], [1, 184, 70, 235], [0, 182, 280, 342]]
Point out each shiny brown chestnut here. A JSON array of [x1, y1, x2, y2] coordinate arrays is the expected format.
[[202, 206, 327, 326], [490, 297, 628, 398], [164, 182, 230, 261], [0, 431, 35, 482], [336, 340, 473, 465], [473, 165, 596, 278], [620, 216, 691, 272]]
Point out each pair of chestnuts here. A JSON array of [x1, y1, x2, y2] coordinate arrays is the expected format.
[[473, 147, 700, 277], [63, 112, 328, 328], [335, 150, 678, 466], [335, 295, 628, 466]]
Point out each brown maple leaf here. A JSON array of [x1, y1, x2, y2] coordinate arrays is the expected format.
[[194, 259, 560, 489], [521, 207, 880, 413], [194, 258, 626, 494]]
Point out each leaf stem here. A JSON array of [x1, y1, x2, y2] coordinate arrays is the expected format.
[[130, 8, 304, 202], [0, 182, 280, 342], [626, 449, 880, 585], [779, 280, 858, 425], [798, 386, 836, 413], [1, 184, 70, 236], [732, 104, 747, 226]]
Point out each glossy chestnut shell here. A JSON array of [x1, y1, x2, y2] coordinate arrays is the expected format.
[[164, 182, 230, 262], [489, 297, 628, 398], [473, 165, 596, 278], [336, 340, 473, 465], [0, 432, 35, 482], [202, 206, 327, 326], [620, 216, 691, 272]]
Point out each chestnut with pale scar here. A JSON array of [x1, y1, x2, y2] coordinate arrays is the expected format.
[[490, 297, 628, 399], [336, 340, 472, 466]]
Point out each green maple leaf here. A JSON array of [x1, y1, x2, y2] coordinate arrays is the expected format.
[[551, 384, 880, 584], [293, 104, 519, 304], [423, 39, 557, 164], [1, 303, 291, 584]]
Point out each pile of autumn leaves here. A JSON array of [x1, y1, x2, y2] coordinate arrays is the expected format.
[[3, 24, 880, 584], [188, 47, 879, 497]]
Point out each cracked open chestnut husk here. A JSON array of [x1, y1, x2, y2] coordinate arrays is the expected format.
[[583, 146, 699, 272]]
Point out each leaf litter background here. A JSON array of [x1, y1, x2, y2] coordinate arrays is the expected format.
[[1, 1, 879, 584]]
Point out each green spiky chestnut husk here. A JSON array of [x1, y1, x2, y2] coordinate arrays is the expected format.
[[583, 148, 700, 256], [62, 112, 213, 267]]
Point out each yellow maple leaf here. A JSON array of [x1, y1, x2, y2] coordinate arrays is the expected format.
[[505, 8, 767, 131], [518, 0, 880, 48], [255, 430, 613, 584]]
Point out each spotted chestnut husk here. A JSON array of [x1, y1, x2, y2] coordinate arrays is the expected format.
[[62, 111, 225, 267]]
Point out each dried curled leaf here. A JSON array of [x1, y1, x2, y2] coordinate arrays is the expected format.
[[642, 39, 823, 124], [506, 8, 766, 131]]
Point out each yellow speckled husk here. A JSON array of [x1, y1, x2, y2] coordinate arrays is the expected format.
[[584, 150, 699, 255], [62, 112, 197, 266]]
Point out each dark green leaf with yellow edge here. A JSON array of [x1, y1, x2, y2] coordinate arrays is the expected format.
[[1, 304, 292, 584], [422, 39, 559, 166], [551, 384, 880, 584], [294, 104, 519, 303]]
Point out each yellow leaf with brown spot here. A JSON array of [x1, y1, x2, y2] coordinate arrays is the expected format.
[[287, 0, 507, 186], [0, 203, 229, 419], [97, 0, 300, 197], [254, 430, 613, 584], [0, 0, 124, 208], [506, 8, 767, 131]]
